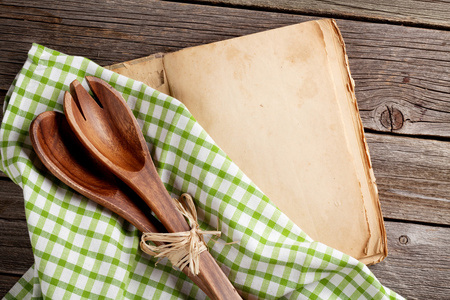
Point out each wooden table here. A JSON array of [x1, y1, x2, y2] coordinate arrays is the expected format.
[[1, 1, 449, 299]]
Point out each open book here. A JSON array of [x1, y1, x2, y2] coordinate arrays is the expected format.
[[107, 19, 387, 265]]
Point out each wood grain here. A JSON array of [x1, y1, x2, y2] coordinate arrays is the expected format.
[[0, 89, 6, 124], [0, 218, 34, 275], [0, 0, 448, 298], [0, 246, 34, 276], [340, 21, 450, 138], [0, 1, 449, 138], [1, 131, 447, 231], [190, 0, 450, 29], [0, 179, 25, 220], [367, 133, 450, 225], [0, 274, 23, 298], [369, 221, 450, 300]]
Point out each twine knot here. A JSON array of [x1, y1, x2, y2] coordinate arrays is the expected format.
[[140, 193, 221, 275]]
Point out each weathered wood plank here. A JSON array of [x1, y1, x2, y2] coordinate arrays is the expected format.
[[0, 171, 9, 180], [0, 2, 448, 300], [366, 133, 450, 225], [369, 221, 450, 300], [0, 245, 34, 276], [340, 21, 450, 138], [0, 120, 448, 226], [7, 135, 448, 225], [0, 1, 449, 137], [0, 178, 26, 220], [191, 0, 450, 29], [0, 274, 23, 299], [0, 219, 34, 275], [0, 2, 449, 226], [0, 89, 6, 130]]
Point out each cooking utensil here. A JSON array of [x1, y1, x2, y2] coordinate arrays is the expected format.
[[29, 110, 213, 298], [30, 110, 162, 233], [63, 76, 240, 299]]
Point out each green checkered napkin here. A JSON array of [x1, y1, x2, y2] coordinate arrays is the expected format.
[[1, 44, 404, 300]]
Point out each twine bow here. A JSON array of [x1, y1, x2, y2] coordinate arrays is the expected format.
[[140, 193, 222, 275]]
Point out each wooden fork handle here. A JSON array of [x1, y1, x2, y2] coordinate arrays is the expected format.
[[127, 165, 241, 300]]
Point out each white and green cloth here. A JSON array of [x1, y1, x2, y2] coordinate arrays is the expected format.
[[1, 44, 403, 299]]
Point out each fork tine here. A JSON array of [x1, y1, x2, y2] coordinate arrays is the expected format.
[[86, 76, 128, 108], [64, 91, 88, 126], [70, 79, 103, 121], [65, 86, 86, 121]]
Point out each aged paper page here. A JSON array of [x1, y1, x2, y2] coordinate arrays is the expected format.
[[107, 53, 170, 95], [319, 20, 387, 264], [162, 19, 377, 260], [108, 19, 386, 263]]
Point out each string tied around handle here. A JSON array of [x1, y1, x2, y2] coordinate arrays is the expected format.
[[140, 193, 222, 275]]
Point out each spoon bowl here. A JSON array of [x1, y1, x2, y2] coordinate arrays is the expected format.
[[30, 110, 161, 233]]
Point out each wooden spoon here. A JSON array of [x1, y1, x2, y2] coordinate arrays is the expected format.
[[29, 110, 213, 298], [30, 110, 162, 234], [63, 77, 241, 300]]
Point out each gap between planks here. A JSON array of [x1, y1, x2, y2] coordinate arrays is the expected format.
[[182, 0, 450, 30], [0, 1, 449, 137], [0, 131, 448, 226]]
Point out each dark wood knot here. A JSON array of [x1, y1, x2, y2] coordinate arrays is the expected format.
[[399, 235, 409, 245], [380, 106, 404, 131]]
